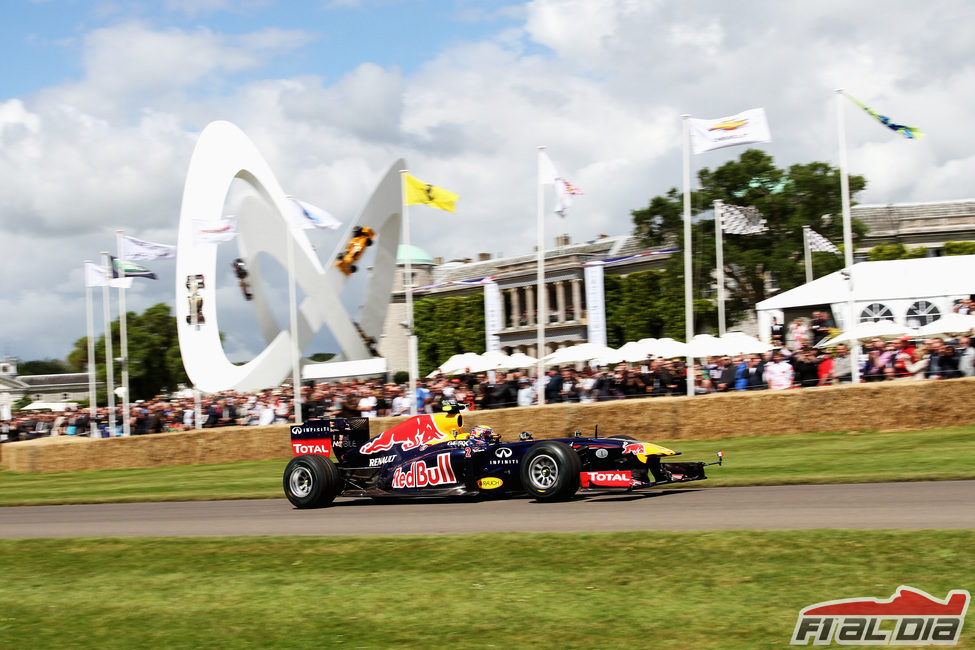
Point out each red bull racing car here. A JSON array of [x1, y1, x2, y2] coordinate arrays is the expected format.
[[283, 404, 723, 508]]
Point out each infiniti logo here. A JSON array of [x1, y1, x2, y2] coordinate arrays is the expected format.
[[495, 448, 512, 458]]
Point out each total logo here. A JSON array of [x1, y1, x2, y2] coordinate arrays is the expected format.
[[369, 455, 396, 467], [391, 453, 457, 489], [791, 585, 970, 646], [580, 471, 633, 488], [292, 439, 332, 457]]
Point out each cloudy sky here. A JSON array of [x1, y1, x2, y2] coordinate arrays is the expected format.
[[2, 0, 972, 365]]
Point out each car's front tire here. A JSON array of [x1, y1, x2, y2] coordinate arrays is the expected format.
[[283, 455, 342, 508], [520, 441, 581, 501]]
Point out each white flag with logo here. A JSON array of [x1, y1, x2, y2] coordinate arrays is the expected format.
[[539, 151, 584, 217], [807, 228, 840, 254], [288, 197, 341, 230], [689, 108, 772, 155], [84, 262, 132, 288], [121, 235, 176, 261], [719, 203, 768, 235], [192, 216, 238, 244]]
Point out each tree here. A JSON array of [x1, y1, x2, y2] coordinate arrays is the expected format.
[[413, 293, 485, 376], [67, 303, 188, 400], [17, 359, 70, 375], [631, 149, 867, 333], [868, 243, 927, 260], [944, 241, 975, 256]]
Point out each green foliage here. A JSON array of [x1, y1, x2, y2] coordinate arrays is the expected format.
[[67, 303, 188, 400], [392, 370, 409, 385], [413, 293, 486, 375], [308, 352, 336, 362], [16, 358, 70, 375], [944, 241, 975, 256], [868, 243, 927, 260], [632, 150, 867, 324], [13, 394, 32, 411]]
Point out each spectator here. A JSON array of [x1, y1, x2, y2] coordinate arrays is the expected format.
[[766, 350, 795, 389], [790, 317, 808, 349], [831, 344, 853, 383], [544, 366, 563, 404], [770, 317, 785, 347], [956, 336, 975, 377], [516, 377, 535, 407]]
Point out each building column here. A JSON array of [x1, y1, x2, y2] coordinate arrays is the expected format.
[[525, 285, 535, 326], [570, 278, 582, 322], [509, 288, 520, 329], [556, 280, 566, 323]]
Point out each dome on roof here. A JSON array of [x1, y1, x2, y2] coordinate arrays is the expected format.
[[397, 244, 434, 265]]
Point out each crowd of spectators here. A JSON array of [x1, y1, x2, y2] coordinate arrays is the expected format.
[[4, 327, 973, 443]]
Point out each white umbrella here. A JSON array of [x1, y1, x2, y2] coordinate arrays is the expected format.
[[614, 340, 657, 362], [467, 350, 509, 373], [430, 352, 483, 376], [721, 332, 773, 355], [646, 337, 688, 359], [543, 342, 618, 365], [687, 334, 731, 358], [817, 320, 915, 347], [915, 312, 975, 336], [503, 352, 538, 369]]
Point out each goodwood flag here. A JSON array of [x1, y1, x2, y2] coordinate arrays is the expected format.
[[718, 203, 768, 235], [843, 92, 924, 140], [689, 108, 772, 154], [806, 227, 840, 254]]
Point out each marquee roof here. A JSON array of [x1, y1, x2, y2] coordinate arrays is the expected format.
[[756, 255, 975, 311]]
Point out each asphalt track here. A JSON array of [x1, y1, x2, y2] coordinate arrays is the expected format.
[[1, 480, 973, 538]]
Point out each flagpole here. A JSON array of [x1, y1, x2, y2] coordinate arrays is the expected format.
[[100, 251, 116, 435], [803, 226, 813, 284], [681, 115, 695, 396], [536, 146, 547, 405], [714, 199, 726, 337], [286, 220, 302, 425], [836, 89, 860, 384], [400, 170, 418, 417], [115, 230, 131, 436], [84, 261, 98, 436]]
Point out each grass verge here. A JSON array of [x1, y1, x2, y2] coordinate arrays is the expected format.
[[0, 530, 972, 649], [1, 426, 973, 506]]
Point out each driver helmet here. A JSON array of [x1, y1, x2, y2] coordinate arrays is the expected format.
[[469, 425, 500, 444]]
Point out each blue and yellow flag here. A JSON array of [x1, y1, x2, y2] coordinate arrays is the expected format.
[[404, 173, 458, 212], [844, 92, 924, 139]]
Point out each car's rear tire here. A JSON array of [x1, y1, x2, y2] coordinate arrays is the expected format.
[[283, 455, 342, 508], [520, 441, 581, 501]]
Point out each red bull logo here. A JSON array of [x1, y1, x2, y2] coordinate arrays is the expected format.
[[361, 414, 453, 454], [391, 453, 457, 489], [791, 585, 970, 645]]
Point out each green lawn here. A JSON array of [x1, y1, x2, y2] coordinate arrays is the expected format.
[[1, 426, 973, 506], [0, 531, 972, 649]]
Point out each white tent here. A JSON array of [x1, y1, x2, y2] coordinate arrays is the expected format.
[[756, 255, 975, 337], [543, 343, 618, 365], [22, 402, 78, 411]]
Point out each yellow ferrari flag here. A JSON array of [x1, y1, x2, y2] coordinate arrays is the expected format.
[[404, 173, 458, 212]]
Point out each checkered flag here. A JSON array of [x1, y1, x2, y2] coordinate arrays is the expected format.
[[806, 227, 840, 254], [718, 203, 768, 235]]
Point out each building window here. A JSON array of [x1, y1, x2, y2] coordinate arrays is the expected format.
[[859, 303, 894, 323], [905, 300, 940, 328]]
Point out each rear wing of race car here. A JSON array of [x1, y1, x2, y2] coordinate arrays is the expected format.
[[290, 418, 370, 459]]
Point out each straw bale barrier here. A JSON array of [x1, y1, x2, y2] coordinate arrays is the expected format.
[[3, 377, 974, 473]]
